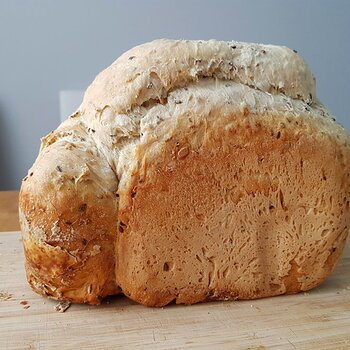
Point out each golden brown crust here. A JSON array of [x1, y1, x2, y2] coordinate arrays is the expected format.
[[20, 193, 120, 304], [116, 115, 350, 307]]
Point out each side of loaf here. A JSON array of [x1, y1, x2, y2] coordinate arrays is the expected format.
[[19, 117, 121, 304], [19, 39, 350, 306]]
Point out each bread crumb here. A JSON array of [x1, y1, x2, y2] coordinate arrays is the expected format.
[[23, 305, 30, 310], [54, 300, 71, 313], [0, 291, 12, 301], [20, 300, 28, 305]]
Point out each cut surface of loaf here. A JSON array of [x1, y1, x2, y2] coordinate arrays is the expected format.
[[19, 39, 350, 306]]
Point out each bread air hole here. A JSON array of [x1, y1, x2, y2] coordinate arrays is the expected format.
[[163, 262, 173, 271], [79, 203, 87, 212], [119, 221, 127, 233]]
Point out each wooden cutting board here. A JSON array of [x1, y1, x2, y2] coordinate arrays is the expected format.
[[0, 232, 349, 350]]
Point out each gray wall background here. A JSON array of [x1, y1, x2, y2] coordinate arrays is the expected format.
[[0, 0, 349, 190]]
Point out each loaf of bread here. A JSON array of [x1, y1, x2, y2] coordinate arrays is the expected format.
[[19, 39, 350, 307]]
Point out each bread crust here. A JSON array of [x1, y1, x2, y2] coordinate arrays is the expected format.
[[116, 115, 350, 306], [19, 118, 120, 304], [19, 39, 350, 306]]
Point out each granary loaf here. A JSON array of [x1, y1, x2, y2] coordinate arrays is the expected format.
[[19, 39, 350, 306]]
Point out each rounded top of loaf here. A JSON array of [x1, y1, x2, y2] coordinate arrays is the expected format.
[[80, 39, 316, 115]]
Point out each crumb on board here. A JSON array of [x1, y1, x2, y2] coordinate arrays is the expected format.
[[0, 291, 12, 301], [250, 304, 261, 310], [23, 305, 30, 310], [54, 300, 71, 313], [20, 300, 28, 305]]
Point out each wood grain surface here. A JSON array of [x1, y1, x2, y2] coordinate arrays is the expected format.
[[0, 191, 19, 232], [0, 232, 349, 349]]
